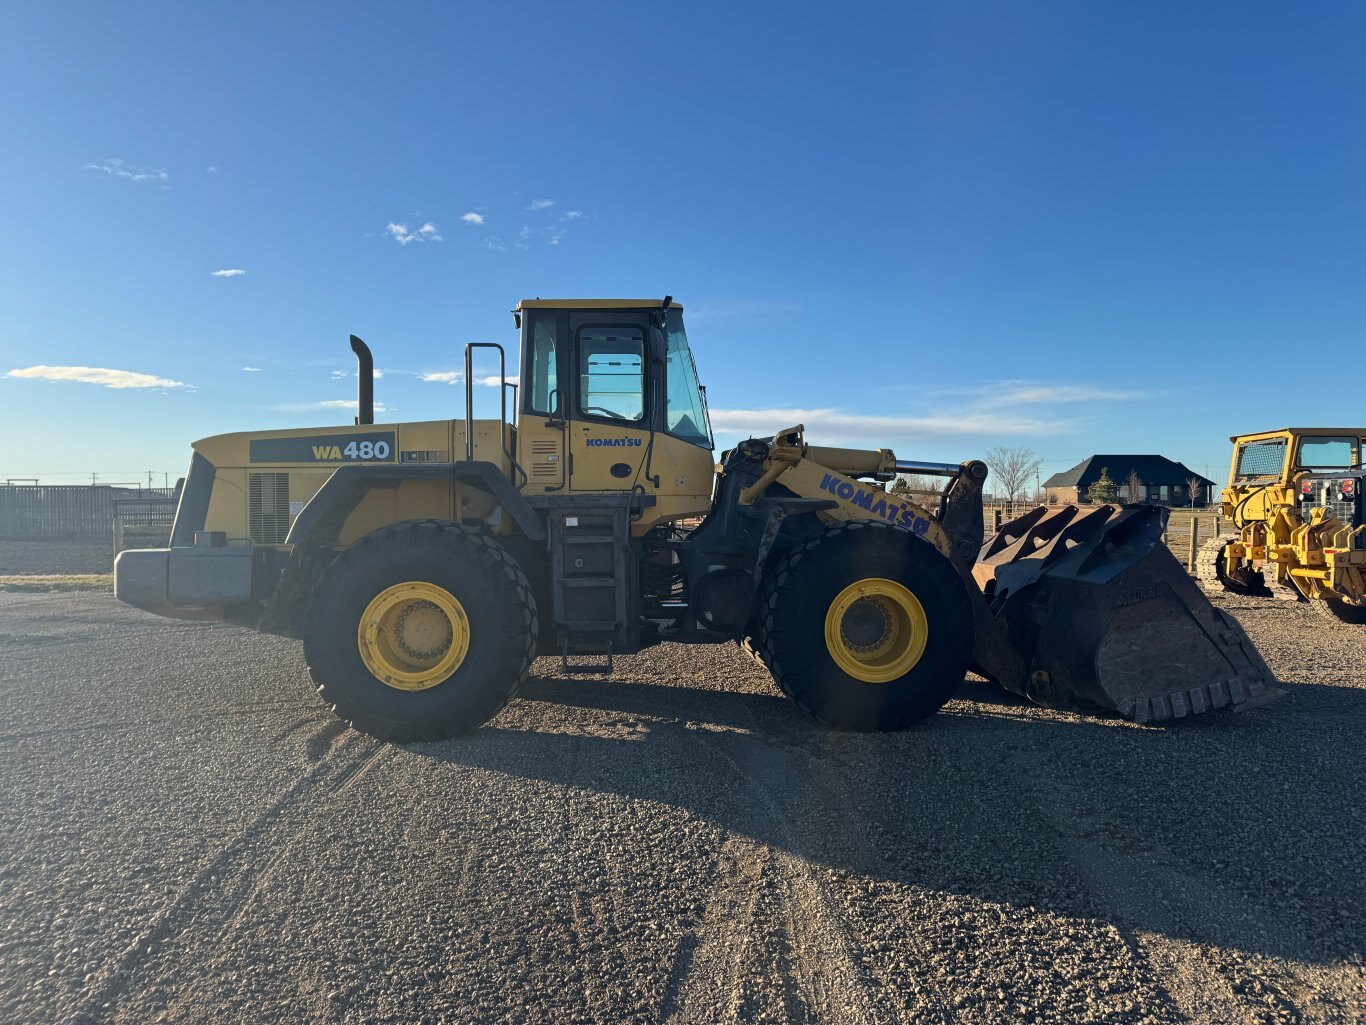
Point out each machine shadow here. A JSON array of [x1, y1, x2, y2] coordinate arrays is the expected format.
[[409, 671, 1365, 966]]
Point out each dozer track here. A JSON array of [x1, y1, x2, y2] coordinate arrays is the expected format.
[[1196, 532, 1271, 597], [974, 505, 1282, 723]]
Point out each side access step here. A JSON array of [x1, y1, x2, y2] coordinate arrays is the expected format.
[[549, 507, 636, 662]]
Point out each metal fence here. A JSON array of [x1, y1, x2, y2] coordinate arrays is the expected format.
[[112, 495, 178, 529], [0, 486, 176, 539]]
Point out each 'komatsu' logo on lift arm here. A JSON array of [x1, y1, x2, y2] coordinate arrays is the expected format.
[[818, 474, 932, 535]]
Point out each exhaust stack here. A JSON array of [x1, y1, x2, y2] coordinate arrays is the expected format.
[[350, 334, 374, 425]]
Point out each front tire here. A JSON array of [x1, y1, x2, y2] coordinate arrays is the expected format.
[[303, 521, 537, 741], [756, 521, 973, 731], [1313, 596, 1366, 624]]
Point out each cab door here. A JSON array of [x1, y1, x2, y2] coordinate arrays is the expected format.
[[567, 315, 652, 492], [516, 308, 567, 492]]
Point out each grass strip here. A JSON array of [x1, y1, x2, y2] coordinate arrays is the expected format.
[[0, 574, 114, 592]]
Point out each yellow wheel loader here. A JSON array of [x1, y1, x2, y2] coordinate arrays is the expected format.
[[1200, 428, 1366, 623], [115, 299, 1279, 740]]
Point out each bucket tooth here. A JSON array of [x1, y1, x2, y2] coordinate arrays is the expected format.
[[975, 504, 1283, 722]]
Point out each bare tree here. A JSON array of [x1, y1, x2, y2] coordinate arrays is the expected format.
[[1125, 468, 1146, 505], [890, 473, 937, 499], [1185, 474, 1204, 508], [983, 447, 1042, 513]]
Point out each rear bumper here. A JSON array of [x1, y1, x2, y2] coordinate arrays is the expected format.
[[115, 546, 254, 620]]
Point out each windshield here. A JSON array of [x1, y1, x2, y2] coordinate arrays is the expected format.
[[664, 310, 711, 448], [1297, 436, 1360, 470]]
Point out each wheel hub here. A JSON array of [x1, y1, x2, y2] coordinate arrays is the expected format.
[[357, 582, 470, 692], [840, 597, 892, 651], [823, 578, 929, 684], [393, 600, 454, 661]]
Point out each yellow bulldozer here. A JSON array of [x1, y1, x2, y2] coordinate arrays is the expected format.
[[1199, 428, 1366, 622], [115, 298, 1280, 739]]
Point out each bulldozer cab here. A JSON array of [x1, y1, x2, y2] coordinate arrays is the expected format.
[[513, 300, 716, 528], [1224, 428, 1366, 523]]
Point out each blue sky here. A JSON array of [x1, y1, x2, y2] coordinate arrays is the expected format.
[[2, 2, 1363, 489]]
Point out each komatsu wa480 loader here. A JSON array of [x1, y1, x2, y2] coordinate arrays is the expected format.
[[116, 298, 1280, 739]]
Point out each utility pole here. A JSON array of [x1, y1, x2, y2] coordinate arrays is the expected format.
[[91, 472, 98, 485], [147, 471, 153, 490]]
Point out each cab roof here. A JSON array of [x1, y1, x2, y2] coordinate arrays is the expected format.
[[1231, 427, 1366, 442], [515, 298, 683, 311]]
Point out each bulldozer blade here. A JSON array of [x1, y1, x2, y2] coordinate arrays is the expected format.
[[975, 505, 1282, 723]]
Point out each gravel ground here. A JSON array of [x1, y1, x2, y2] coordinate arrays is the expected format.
[[0, 591, 1362, 1024]]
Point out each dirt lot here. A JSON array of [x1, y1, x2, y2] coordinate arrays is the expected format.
[[0, 592, 1362, 1024], [0, 541, 115, 576]]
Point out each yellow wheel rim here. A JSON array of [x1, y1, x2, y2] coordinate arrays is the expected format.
[[823, 578, 929, 683], [356, 581, 470, 692]]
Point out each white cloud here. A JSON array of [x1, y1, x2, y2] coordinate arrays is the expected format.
[[241, 366, 262, 372], [274, 399, 391, 413], [421, 370, 462, 384], [83, 157, 169, 185], [708, 407, 1070, 443], [332, 368, 386, 379], [462, 212, 485, 225], [547, 231, 564, 246], [6, 365, 188, 390], [485, 236, 508, 251], [527, 199, 555, 210], [563, 210, 583, 220], [519, 225, 531, 240], [206, 165, 219, 173], [385, 221, 443, 244], [477, 374, 518, 387], [211, 268, 246, 278], [988, 381, 1147, 405]]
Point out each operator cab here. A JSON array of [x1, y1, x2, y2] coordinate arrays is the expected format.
[[512, 299, 715, 526]]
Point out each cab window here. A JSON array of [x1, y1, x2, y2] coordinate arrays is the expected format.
[[1235, 438, 1287, 479], [1298, 436, 1359, 469], [578, 327, 644, 421], [664, 309, 710, 447], [525, 313, 560, 415]]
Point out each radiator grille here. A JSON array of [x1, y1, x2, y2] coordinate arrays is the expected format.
[[249, 472, 291, 544]]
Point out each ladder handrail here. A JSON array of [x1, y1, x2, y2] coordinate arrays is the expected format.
[[463, 342, 528, 488]]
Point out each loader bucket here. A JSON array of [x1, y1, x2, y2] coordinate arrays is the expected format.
[[974, 505, 1282, 722]]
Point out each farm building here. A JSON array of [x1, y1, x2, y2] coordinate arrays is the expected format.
[[1043, 455, 1215, 507]]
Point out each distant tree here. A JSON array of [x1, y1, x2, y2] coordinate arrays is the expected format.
[[1185, 474, 1204, 508], [1087, 467, 1120, 505], [1125, 468, 1146, 505], [983, 447, 1042, 513], [891, 473, 937, 498]]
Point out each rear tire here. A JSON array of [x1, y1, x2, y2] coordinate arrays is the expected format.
[[1196, 533, 1270, 596], [756, 521, 973, 731], [303, 521, 537, 742]]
